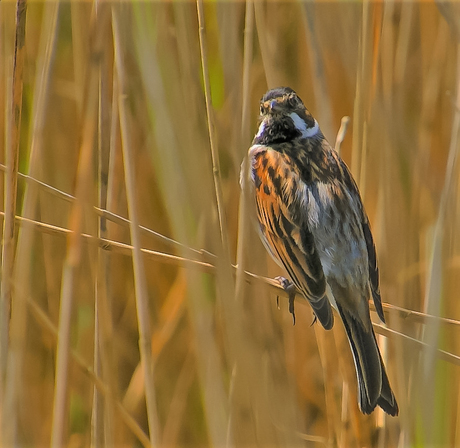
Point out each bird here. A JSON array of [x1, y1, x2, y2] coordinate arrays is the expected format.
[[244, 86, 398, 416]]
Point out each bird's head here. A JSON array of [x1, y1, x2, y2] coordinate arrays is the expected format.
[[253, 87, 320, 145]]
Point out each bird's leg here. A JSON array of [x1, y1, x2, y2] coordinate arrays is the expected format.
[[275, 276, 296, 325], [288, 295, 296, 326]]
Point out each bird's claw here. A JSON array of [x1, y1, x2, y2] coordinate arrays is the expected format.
[[275, 276, 296, 325]]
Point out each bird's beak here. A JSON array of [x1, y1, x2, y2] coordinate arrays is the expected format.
[[267, 99, 281, 114]]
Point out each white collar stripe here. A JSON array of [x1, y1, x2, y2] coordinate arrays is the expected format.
[[255, 121, 266, 138], [290, 113, 319, 138]]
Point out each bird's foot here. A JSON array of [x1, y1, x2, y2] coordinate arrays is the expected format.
[[275, 276, 296, 325]]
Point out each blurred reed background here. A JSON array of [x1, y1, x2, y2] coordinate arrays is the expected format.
[[1, 1, 460, 447]]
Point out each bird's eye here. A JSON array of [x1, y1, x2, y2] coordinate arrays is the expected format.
[[287, 95, 297, 108], [260, 104, 265, 115]]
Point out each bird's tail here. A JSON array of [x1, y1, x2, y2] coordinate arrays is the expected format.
[[336, 303, 399, 416]]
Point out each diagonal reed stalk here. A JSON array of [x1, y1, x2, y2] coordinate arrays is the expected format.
[[3, 197, 460, 337], [4, 203, 460, 352], [11, 207, 460, 374], [0, 163, 209, 260], [17, 285, 151, 448], [1, 3, 460, 446]]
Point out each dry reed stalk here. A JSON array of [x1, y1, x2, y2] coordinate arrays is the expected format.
[[161, 346, 195, 446], [194, 3, 252, 446], [0, 0, 26, 444], [254, 1, 283, 88], [335, 116, 351, 155], [380, 2, 394, 113], [234, 0, 253, 338], [4, 198, 460, 330], [351, 0, 371, 187], [92, 3, 116, 446], [375, 324, 460, 367], [50, 8, 110, 447], [0, 3, 457, 445], [150, 272, 187, 359], [3, 4, 59, 445], [106, 72, 119, 215], [374, 3, 395, 439], [456, 388, 460, 448], [240, 0, 254, 150], [231, 3, 254, 444], [301, 2, 334, 139], [70, 3, 88, 116], [334, 322, 364, 446], [378, 302, 460, 328], [187, 24, 241, 397], [17, 287, 151, 448], [420, 41, 460, 444], [92, 282, 103, 448], [418, 22, 449, 175], [13, 208, 460, 393], [50, 86, 96, 447], [123, 268, 187, 419], [0, 163, 208, 261], [196, 0, 230, 258], [1, 211, 216, 272], [313, 324, 340, 446], [394, 2, 413, 86], [113, 7, 161, 446], [5, 205, 460, 372], [232, 0, 257, 364], [215, 3, 244, 172]]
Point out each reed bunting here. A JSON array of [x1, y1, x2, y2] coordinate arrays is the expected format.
[[244, 87, 398, 416]]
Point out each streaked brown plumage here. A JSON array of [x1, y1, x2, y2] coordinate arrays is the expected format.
[[245, 87, 398, 416]]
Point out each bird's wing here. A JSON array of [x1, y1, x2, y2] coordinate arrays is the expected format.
[[250, 146, 333, 329], [337, 159, 385, 323], [361, 217, 385, 322]]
